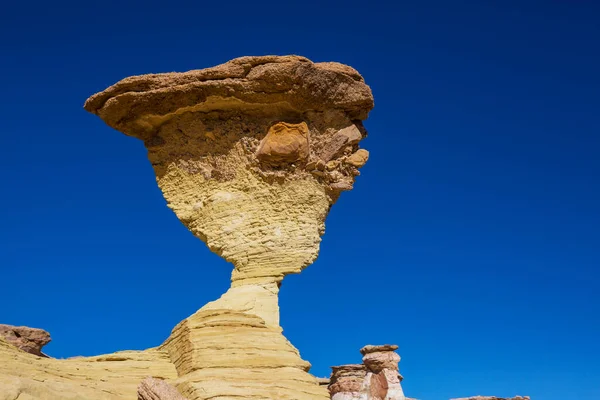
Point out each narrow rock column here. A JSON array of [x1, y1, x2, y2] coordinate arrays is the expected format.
[[361, 345, 405, 400]]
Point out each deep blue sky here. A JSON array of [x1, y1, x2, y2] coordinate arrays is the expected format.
[[1, 1, 599, 399]]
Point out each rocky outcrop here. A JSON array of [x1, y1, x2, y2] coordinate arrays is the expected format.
[[138, 377, 188, 400], [329, 345, 405, 400], [0, 324, 51, 357]]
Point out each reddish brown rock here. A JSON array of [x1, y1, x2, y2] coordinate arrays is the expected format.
[[256, 121, 310, 166], [0, 324, 51, 357], [360, 344, 399, 355], [138, 377, 188, 400]]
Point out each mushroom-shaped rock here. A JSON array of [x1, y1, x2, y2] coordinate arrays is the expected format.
[[256, 121, 310, 166], [85, 55, 373, 288], [84, 55, 374, 400], [330, 345, 406, 400]]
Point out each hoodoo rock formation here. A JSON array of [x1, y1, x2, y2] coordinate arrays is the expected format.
[[83, 55, 373, 400], [0, 324, 51, 357]]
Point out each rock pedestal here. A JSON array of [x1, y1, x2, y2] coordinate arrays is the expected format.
[[329, 345, 405, 400], [83, 55, 374, 400]]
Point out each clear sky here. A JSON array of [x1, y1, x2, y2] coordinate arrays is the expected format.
[[1, 1, 599, 399]]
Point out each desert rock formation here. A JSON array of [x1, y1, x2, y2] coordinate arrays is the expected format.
[[329, 345, 405, 400]]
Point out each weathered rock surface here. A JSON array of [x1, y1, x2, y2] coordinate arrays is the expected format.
[[138, 377, 188, 400], [329, 345, 405, 400], [0, 324, 51, 357]]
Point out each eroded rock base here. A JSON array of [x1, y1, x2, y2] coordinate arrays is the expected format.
[[160, 284, 328, 400]]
